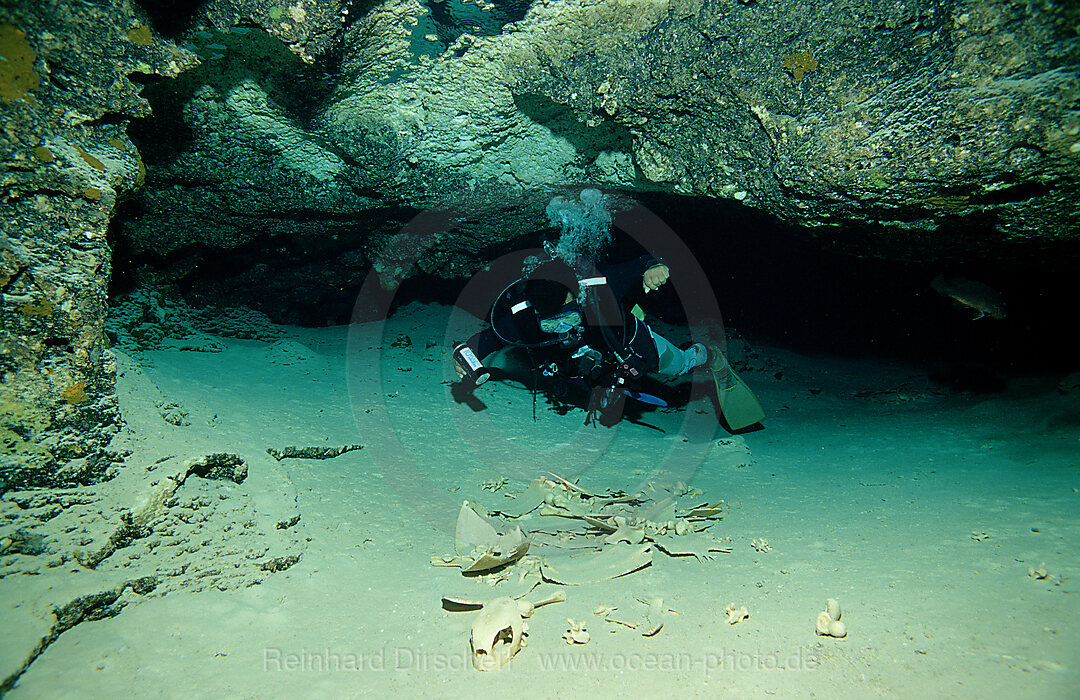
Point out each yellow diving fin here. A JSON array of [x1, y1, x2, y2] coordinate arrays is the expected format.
[[707, 346, 764, 430]]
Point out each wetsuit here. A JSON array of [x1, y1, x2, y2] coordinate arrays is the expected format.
[[464, 255, 666, 381]]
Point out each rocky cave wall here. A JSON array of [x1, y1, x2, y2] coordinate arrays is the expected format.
[[1, 0, 195, 489], [120, 0, 1080, 278], [3, 0, 1079, 485]]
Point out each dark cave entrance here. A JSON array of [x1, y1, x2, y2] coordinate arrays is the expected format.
[[107, 188, 1079, 387]]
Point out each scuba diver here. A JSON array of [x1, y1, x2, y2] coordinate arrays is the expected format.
[[451, 189, 764, 430]]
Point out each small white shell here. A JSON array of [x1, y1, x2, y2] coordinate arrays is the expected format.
[[827, 620, 847, 638], [825, 598, 841, 621], [815, 611, 832, 635]]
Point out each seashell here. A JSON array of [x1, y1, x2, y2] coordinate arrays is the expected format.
[[816, 611, 832, 636], [825, 598, 841, 621], [827, 620, 847, 638]]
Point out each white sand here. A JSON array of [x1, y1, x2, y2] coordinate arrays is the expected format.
[[4, 302, 1078, 698]]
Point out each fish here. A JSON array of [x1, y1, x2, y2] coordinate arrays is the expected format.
[[931, 275, 1007, 320]]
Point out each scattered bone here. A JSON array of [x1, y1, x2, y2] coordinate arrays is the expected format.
[[636, 497, 676, 525], [604, 521, 646, 545], [495, 478, 555, 517], [540, 544, 652, 585], [1028, 562, 1056, 583], [639, 597, 668, 636], [431, 502, 529, 574], [603, 597, 675, 636], [562, 618, 591, 645], [683, 500, 725, 519], [444, 590, 565, 671], [604, 616, 639, 630], [725, 603, 749, 624], [650, 532, 732, 560], [435, 477, 734, 662], [481, 477, 508, 492], [546, 472, 597, 496], [469, 597, 527, 671]]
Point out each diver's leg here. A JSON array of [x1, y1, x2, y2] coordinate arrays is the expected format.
[[648, 328, 707, 377]]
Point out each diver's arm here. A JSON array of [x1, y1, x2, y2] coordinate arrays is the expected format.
[[603, 255, 664, 301]]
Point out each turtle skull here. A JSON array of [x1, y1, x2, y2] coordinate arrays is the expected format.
[[470, 597, 528, 671]]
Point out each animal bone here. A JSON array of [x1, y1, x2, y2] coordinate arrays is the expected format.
[[725, 603, 749, 625], [435, 502, 530, 574], [562, 618, 591, 645], [470, 597, 526, 671], [466, 591, 565, 671]]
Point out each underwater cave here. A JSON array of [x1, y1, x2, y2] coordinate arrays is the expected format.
[[2, 0, 1079, 696]]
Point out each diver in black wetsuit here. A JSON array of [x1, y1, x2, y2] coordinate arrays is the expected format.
[[451, 250, 708, 426]]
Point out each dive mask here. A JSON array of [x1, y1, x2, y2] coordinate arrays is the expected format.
[[538, 307, 583, 334]]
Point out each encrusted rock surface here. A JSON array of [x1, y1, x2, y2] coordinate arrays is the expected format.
[[0, 450, 305, 693], [119, 0, 1078, 290], [1, 0, 194, 488], [114, 0, 664, 311], [0, 349, 305, 693], [514, 0, 1080, 258], [200, 0, 354, 63]]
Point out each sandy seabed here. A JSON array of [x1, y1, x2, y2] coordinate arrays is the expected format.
[[3, 302, 1078, 699]]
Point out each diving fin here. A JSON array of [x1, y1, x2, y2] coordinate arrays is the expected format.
[[706, 346, 764, 430]]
